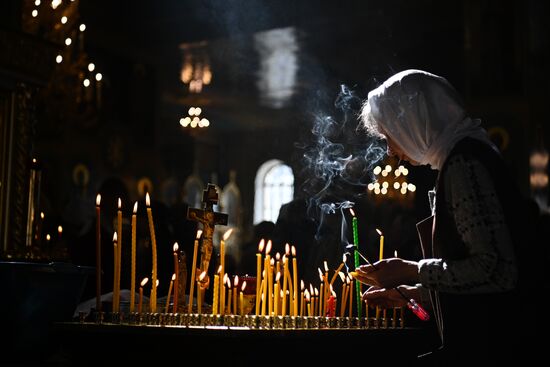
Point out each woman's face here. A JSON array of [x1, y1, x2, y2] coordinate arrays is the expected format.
[[382, 132, 421, 166]]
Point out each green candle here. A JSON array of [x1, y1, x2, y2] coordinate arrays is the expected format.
[[350, 208, 362, 318]]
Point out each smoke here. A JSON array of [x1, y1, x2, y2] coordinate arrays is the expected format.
[[300, 84, 386, 247]]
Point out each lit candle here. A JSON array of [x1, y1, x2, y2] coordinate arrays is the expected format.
[[145, 193, 158, 313], [393, 250, 399, 328], [226, 277, 232, 315], [57, 225, 63, 243], [165, 274, 175, 313], [329, 254, 347, 288], [291, 245, 298, 316], [339, 272, 347, 317], [377, 228, 384, 260], [263, 241, 272, 315], [349, 277, 354, 318], [269, 257, 274, 315], [220, 229, 233, 315], [240, 281, 246, 316], [300, 280, 305, 316], [274, 272, 281, 316], [36, 212, 44, 246], [282, 246, 289, 315], [197, 271, 207, 314], [212, 265, 221, 314], [350, 208, 361, 318], [95, 194, 102, 312], [255, 239, 265, 315], [326, 287, 336, 317], [305, 289, 312, 317], [173, 243, 179, 313], [112, 232, 118, 312], [130, 202, 137, 312], [188, 229, 202, 313], [116, 198, 122, 312], [139, 277, 148, 314], [233, 275, 239, 315]]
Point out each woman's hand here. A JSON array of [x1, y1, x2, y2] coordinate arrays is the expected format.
[[361, 284, 420, 308], [352, 257, 419, 288]]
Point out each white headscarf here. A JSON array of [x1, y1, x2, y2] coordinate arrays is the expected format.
[[365, 69, 497, 170]]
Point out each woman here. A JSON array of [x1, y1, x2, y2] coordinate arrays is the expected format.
[[355, 70, 532, 364]]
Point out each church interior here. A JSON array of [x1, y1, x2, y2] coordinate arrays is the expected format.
[[1, 0, 549, 365]]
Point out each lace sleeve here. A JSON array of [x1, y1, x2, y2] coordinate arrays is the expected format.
[[418, 155, 517, 293]]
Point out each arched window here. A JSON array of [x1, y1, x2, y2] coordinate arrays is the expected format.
[[254, 160, 294, 224]]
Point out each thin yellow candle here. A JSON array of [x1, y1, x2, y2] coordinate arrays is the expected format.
[[95, 194, 102, 312], [240, 281, 246, 316], [282, 250, 289, 315], [275, 252, 281, 278], [116, 198, 122, 312], [212, 266, 221, 314], [220, 229, 233, 316], [323, 261, 329, 316], [221, 273, 229, 315], [300, 280, 305, 316], [233, 276, 239, 315], [305, 289, 311, 317], [197, 271, 206, 314], [130, 202, 137, 312], [339, 272, 347, 317], [329, 254, 347, 288], [261, 269, 267, 316], [112, 232, 118, 312], [145, 193, 158, 313], [138, 277, 148, 314], [255, 239, 265, 315], [263, 240, 272, 315], [349, 277, 353, 318], [226, 280, 232, 315], [165, 273, 175, 313], [172, 242, 179, 313], [377, 228, 384, 260], [266, 240, 273, 316], [291, 245, 298, 316], [394, 250, 400, 328], [188, 229, 202, 313], [274, 272, 281, 316]]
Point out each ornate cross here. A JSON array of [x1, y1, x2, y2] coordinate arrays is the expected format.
[[187, 183, 228, 276]]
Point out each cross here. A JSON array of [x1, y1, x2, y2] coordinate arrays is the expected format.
[[187, 183, 228, 277]]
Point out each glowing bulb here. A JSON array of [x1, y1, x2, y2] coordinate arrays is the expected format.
[[401, 182, 408, 189], [381, 170, 388, 177], [32, 9, 38, 17], [402, 168, 409, 176], [95, 73, 102, 81], [88, 63, 95, 72], [55, 55, 63, 63], [200, 118, 208, 127], [190, 117, 198, 128], [408, 184, 416, 192], [385, 165, 392, 172], [395, 170, 401, 177], [51, 0, 62, 10], [203, 119, 210, 127], [381, 187, 388, 195], [61, 16, 67, 24], [195, 107, 202, 116], [79, 24, 86, 32], [188, 107, 195, 116], [65, 38, 72, 46], [374, 187, 381, 195], [34, 0, 41, 6], [382, 181, 389, 189], [373, 182, 380, 189], [393, 182, 400, 189], [367, 183, 374, 191], [373, 166, 382, 175], [83, 79, 90, 87], [400, 187, 407, 195]]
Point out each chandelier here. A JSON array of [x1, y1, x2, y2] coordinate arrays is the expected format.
[[179, 42, 212, 94], [367, 164, 416, 197], [180, 107, 210, 129]]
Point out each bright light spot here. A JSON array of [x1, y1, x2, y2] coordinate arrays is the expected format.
[[32, 9, 38, 17], [65, 38, 72, 46], [374, 187, 381, 195], [393, 182, 400, 189], [55, 55, 63, 63], [373, 166, 382, 175], [195, 107, 202, 116], [61, 16, 67, 24], [381, 170, 388, 177], [188, 107, 195, 116], [402, 168, 409, 176], [51, 0, 62, 10], [367, 183, 374, 191], [408, 184, 416, 192], [95, 73, 102, 81], [79, 24, 86, 32], [381, 187, 388, 195], [385, 165, 392, 172], [395, 170, 401, 177], [203, 119, 210, 127], [83, 79, 90, 87], [88, 63, 95, 72], [373, 182, 380, 189], [400, 187, 407, 195], [401, 182, 408, 189], [382, 181, 389, 189], [34, 0, 41, 6]]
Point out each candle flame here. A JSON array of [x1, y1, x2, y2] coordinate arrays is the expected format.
[[314, 287, 319, 296], [223, 273, 229, 284], [258, 239, 265, 252], [133, 201, 138, 214], [291, 245, 296, 257], [173, 242, 179, 252], [156, 280, 159, 287], [324, 261, 329, 272], [349, 208, 355, 217], [376, 228, 383, 236], [196, 229, 203, 239], [199, 271, 207, 281], [300, 279, 305, 291], [317, 268, 323, 279], [346, 276, 351, 284], [285, 243, 290, 255], [217, 265, 222, 274], [275, 252, 281, 260], [275, 272, 281, 282], [223, 228, 233, 241], [40, 212, 44, 219], [96, 194, 101, 206], [113, 231, 117, 242], [266, 240, 272, 255], [338, 271, 345, 282], [172, 273, 176, 281], [46, 234, 51, 241], [331, 289, 337, 297], [241, 281, 247, 292], [234, 275, 239, 287], [141, 277, 149, 287], [330, 284, 334, 293], [394, 250, 398, 257], [270, 258, 274, 266], [117, 198, 121, 209], [305, 289, 311, 301], [309, 283, 314, 294], [146, 192, 151, 207], [58, 225, 63, 234], [342, 253, 347, 262]]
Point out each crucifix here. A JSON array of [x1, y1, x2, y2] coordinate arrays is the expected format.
[[187, 183, 228, 282]]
